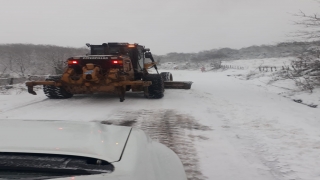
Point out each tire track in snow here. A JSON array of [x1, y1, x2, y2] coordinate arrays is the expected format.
[[102, 109, 212, 180], [0, 98, 49, 114]]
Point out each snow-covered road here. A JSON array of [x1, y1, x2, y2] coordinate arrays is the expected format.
[[1, 70, 320, 180]]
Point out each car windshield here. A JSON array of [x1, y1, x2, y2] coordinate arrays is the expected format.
[[0, 153, 114, 180]]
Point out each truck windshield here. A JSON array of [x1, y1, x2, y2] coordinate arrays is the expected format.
[[90, 45, 107, 55], [109, 46, 130, 55], [90, 45, 130, 55]]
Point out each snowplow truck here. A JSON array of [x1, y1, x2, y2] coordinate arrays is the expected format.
[[25, 43, 192, 102]]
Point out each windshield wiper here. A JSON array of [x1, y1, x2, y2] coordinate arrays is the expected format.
[[0, 153, 114, 179]]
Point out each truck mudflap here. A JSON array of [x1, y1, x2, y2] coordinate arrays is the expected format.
[[26, 81, 60, 95], [164, 81, 193, 89]]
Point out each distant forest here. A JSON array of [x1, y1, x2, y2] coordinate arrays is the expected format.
[[0, 41, 319, 77], [0, 44, 87, 77], [154, 41, 320, 63]]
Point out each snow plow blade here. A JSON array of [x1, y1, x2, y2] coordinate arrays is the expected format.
[[164, 81, 193, 89]]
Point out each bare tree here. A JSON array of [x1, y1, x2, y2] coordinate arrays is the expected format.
[[39, 46, 67, 74], [0, 44, 88, 77], [39, 45, 88, 74], [0, 65, 7, 78], [0, 44, 38, 77], [293, 9, 320, 40], [6, 48, 33, 77], [286, 8, 320, 90]]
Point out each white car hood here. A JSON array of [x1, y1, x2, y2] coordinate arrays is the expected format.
[[0, 120, 131, 162]]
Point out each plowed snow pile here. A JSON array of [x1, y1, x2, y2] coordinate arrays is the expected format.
[[1, 57, 320, 180]]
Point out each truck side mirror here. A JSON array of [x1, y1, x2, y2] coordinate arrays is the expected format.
[[145, 52, 152, 58], [143, 48, 150, 52]]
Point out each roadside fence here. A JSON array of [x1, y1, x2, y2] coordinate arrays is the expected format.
[[220, 65, 245, 70], [259, 66, 277, 72]]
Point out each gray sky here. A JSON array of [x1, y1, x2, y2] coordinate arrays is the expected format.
[[0, 0, 318, 54]]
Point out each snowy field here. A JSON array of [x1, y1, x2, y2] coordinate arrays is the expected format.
[[222, 57, 293, 69], [1, 58, 320, 180]]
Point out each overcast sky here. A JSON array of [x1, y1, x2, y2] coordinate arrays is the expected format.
[[0, 0, 319, 54]]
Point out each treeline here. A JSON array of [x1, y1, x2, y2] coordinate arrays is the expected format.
[[0, 41, 319, 77], [154, 41, 320, 63], [0, 44, 88, 77]]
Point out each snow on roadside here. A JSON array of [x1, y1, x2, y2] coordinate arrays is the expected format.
[[218, 57, 320, 108], [0, 84, 45, 112], [0, 57, 319, 180], [160, 58, 320, 179], [221, 57, 293, 69], [174, 70, 320, 180], [159, 57, 319, 108]]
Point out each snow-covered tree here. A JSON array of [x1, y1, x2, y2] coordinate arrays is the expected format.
[[286, 9, 320, 90]]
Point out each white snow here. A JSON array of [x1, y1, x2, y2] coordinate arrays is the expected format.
[[1, 57, 320, 180], [222, 57, 294, 69]]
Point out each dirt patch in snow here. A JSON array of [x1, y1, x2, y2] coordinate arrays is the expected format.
[[118, 120, 137, 126], [102, 109, 211, 180]]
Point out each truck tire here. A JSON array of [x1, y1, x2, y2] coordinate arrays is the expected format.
[[160, 72, 173, 81], [144, 74, 164, 99], [43, 76, 73, 99]]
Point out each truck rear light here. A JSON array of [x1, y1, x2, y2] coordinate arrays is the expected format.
[[111, 60, 123, 68], [112, 60, 123, 64], [68, 60, 78, 65]]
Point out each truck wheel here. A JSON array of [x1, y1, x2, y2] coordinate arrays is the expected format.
[[144, 74, 164, 99], [43, 76, 73, 99], [160, 72, 173, 81]]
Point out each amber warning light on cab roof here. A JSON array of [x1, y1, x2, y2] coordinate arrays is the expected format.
[[128, 44, 135, 48]]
